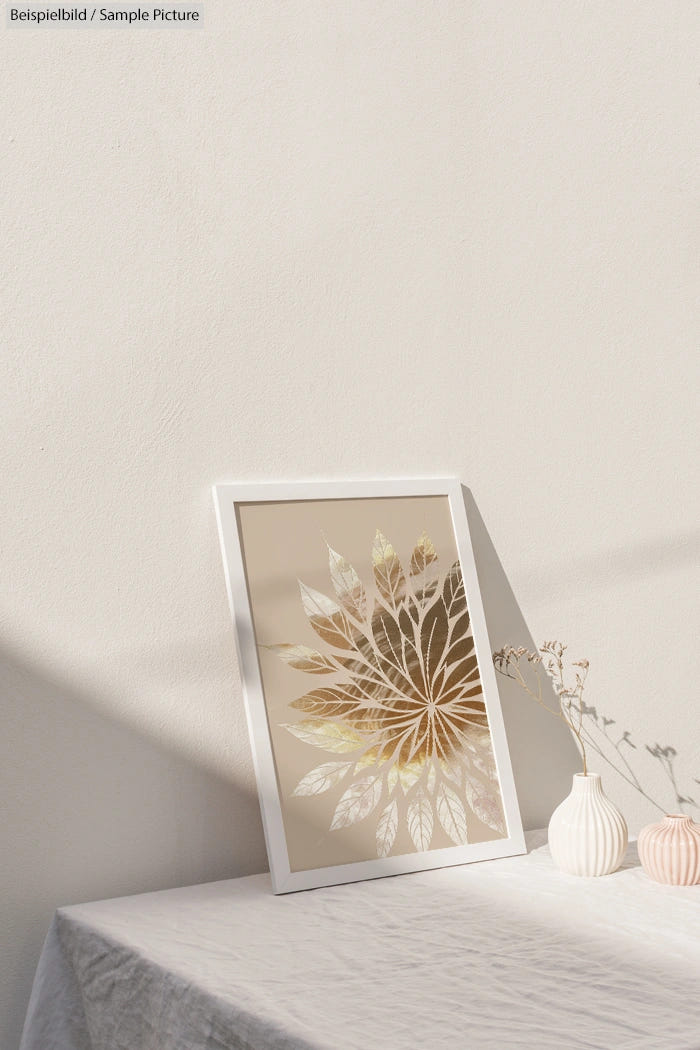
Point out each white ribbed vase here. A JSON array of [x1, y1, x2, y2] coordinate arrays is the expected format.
[[637, 814, 700, 885], [548, 773, 628, 876]]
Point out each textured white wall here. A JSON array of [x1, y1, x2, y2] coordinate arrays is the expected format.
[[2, 3, 699, 1046]]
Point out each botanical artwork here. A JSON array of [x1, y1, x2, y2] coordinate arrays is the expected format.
[[267, 530, 506, 859], [216, 484, 525, 890]]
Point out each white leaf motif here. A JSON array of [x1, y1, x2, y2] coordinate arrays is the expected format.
[[299, 581, 342, 621], [376, 799, 399, 857], [439, 758, 463, 788], [330, 775, 382, 830], [407, 790, 433, 851], [328, 546, 367, 621], [266, 644, 337, 675], [372, 530, 406, 608], [281, 719, 365, 753], [292, 761, 352, 797], [436, 781, 469, 845], [298, 581, 355, 650], [464, 773, 506, 835], [470, 739, 499, 785], [409, 532, 438, 576]]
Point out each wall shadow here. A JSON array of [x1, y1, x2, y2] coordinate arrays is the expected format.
[[1, 647, 266, 1050], [462, 487, 580, 830], [514, 525, 700, 592], [3, 488, 591, 1049]]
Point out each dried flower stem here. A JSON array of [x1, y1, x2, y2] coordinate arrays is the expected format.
[[493, 642, 589, 776]]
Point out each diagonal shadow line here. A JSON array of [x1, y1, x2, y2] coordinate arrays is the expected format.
[[462, 491, 700, 818], [461, 487, 581, 830], [0, 645, 266, 1050], [5, 487, 630, 1050], [512, 527, 700, 593]]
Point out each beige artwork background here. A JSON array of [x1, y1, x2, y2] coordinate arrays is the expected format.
[[237, 495, 505, 872]]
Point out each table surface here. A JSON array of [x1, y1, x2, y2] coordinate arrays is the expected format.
[[20, 831, 700, 1050]]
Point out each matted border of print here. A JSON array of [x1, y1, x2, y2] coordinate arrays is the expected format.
[[214, 479, 525, 893]]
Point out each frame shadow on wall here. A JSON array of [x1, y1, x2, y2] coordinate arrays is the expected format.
[[462, 487, 580, 829]]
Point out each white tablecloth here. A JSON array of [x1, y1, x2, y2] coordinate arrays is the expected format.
[[20, 832, 700, 1050]]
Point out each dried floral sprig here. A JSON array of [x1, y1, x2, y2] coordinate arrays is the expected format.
[[493, 642, 590, 775], [493, 642, 699, 814]]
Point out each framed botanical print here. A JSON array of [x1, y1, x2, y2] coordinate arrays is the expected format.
[[214, 479, 525, 892]]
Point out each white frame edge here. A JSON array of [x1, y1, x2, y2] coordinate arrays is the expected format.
[[213, 477, 526, 893]]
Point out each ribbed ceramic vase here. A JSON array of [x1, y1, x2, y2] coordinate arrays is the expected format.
[[637, 814, 700, 885], [548, 773, 628, 876]]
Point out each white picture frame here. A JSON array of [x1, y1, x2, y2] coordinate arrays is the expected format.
[[214, 478, 525, 892]]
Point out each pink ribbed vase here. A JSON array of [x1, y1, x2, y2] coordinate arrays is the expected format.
[[637, 814, 700, 886], [548, 773, 628, 876]]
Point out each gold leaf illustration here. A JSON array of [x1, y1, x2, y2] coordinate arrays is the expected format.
[[398, 757, 425, 794], [330, 774, 382, 830], [450, 610, 471, 647], [376, 799, 399, 857], [407, 789, 433, 852], [289, 687, 358, 719], [372, 530, 406, 608], [298, 581, 355, 650], [354, 749, 383, 773], [292, 761, 352, 797], [281, 719, 365, 753], [442, 565, 466, 619], [441, 646, 479, 696], [436, 781, 469, 845], [327, 545, 367, 621], [422, 596, 450, 684], [371, 606, 426, 701], [271, 532, 506, 855], [409, 531, 438, 576], [267, 644, 337, 675], [416, 578, 440, 608]]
